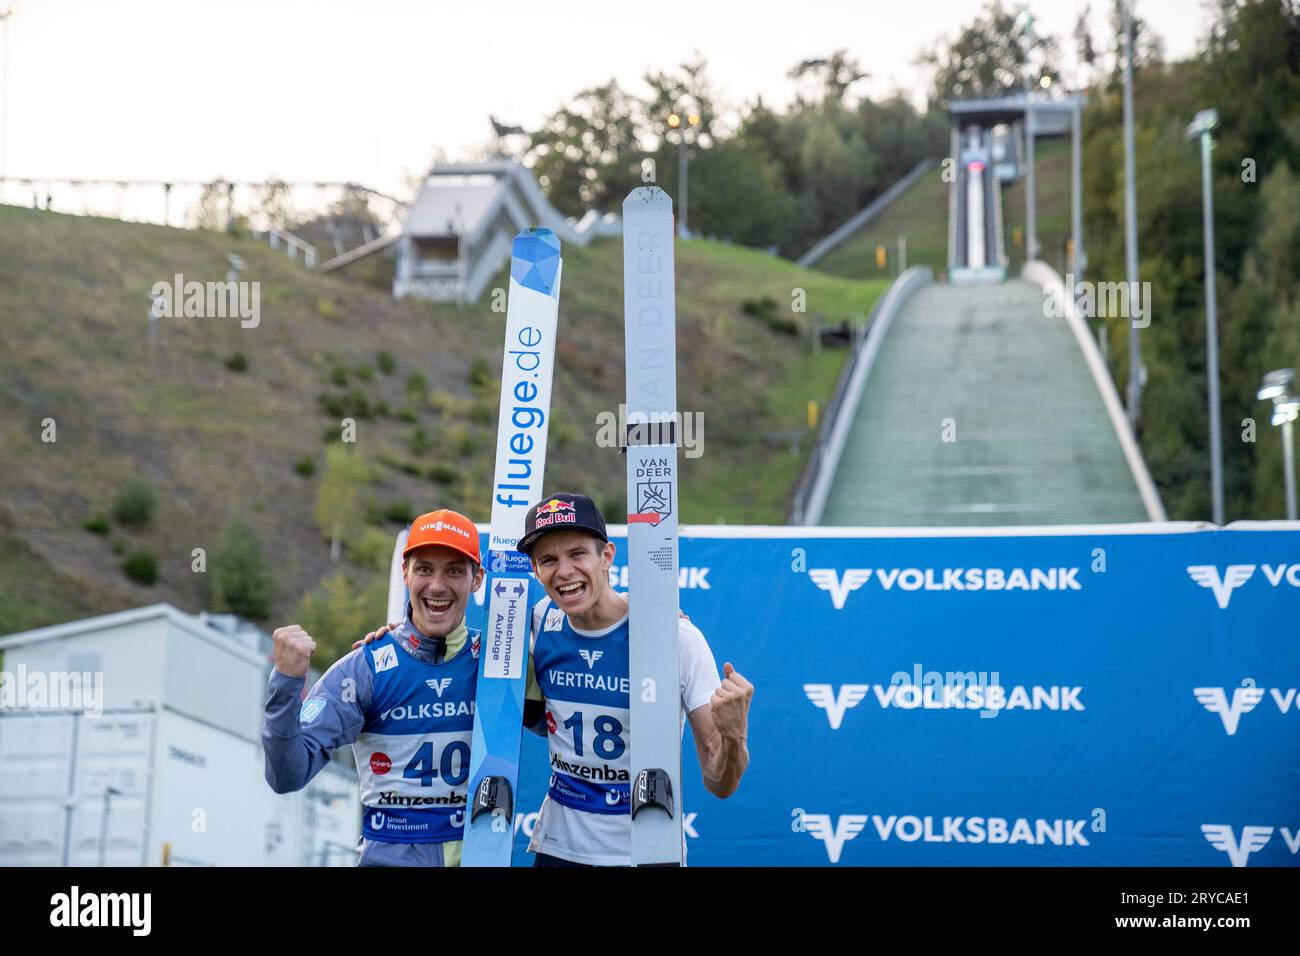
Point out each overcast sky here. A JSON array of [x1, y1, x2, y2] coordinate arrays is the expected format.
[[0, 0, 1213, 198]]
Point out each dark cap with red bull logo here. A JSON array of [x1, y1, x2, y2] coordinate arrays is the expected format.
[[517, 492, 608, 555]]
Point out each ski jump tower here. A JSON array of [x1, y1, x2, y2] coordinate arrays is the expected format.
[[946, 94, 1084, 284], [793, 90, 1165, 528]]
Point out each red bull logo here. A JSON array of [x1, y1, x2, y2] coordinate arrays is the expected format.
[[536, 499, 575, 515]]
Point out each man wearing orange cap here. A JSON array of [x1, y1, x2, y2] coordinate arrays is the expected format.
[[262, 509, 485, 866], [357, 494, 754, 867]]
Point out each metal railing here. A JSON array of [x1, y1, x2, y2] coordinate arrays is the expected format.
[[797, 157, 938, 269], [254, 227, 318, 268], [789, 306, 879, 525]]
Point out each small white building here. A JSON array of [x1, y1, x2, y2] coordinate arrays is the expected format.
[[0, 604, 359, 867], [394, 160, 620, 304]]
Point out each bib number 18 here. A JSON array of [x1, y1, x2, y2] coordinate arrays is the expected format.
[[562, 711, 625, 760]]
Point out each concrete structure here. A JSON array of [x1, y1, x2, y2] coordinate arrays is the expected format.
[[394, 160, 620, 304], [0, 605, 359, 866]]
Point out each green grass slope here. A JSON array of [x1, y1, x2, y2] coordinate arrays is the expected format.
[[0, 206, 886, 631]]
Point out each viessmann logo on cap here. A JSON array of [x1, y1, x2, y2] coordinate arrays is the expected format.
[[418, 519, 471, 539]]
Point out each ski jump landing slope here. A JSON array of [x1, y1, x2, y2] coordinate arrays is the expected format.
[[818, 265, 1165, 526]]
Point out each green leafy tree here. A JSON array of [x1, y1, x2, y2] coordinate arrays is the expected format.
[[921, 0, 1062, 104], [295, 573, 389, 664], [527, 79, 643, 216], [787, 50, 870, 108], [1081, 0, 1300, 521], [314, 445, 372, 563], [210, 518, 275, 619]]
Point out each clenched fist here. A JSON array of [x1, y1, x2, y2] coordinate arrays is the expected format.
[[710, 663, 754, 741], [272, 624, 317, 678]]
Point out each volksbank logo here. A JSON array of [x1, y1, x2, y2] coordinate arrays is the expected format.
[[808, 570, 870, 610], [608, 565, 710, 590], [804, 684, 869, 729], [804, 681, 1083, 727], [425, 678, 453, 697], [1201, 825, 1300, 867], [800, 812, 1092, 863], [579, 649, 604, 670], [807, 566, 1083, 609], [1186, 563, 1300, 609], [1187, 565, 1255, 608], [380, 701, 475, 720], [802, 814, 868, 863], [1194, 686, 1298, 734]]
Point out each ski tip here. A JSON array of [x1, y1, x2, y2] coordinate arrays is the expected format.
[[624, 186, 672, 213], [511, 228, 562, 297]]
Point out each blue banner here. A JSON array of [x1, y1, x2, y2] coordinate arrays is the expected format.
[[464, 523, 1299, 866]]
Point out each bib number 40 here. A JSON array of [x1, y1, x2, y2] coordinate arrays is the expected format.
[[404, 741, 471, 787]]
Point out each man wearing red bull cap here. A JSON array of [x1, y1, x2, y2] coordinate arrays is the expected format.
[[262, 508, 484, 866], [355, 494, 754, 865], [518, 492, 753, 867]]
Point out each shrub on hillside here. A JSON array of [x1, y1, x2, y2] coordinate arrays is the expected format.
[[122, 551, 158, 585], [469, 357, 492, 388], [209, 518, 274, 619], [112, 480, 155, 529], [82, 515, 110, 535]]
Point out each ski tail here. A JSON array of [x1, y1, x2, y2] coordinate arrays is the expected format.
[[386, 527, 409, 623]]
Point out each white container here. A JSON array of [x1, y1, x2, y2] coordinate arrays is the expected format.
[[0, 604, 360, 866]]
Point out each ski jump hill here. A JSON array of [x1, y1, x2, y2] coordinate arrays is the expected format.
[[795, 98, 1165, 527]]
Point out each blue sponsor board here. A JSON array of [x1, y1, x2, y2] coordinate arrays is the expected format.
[[464, 522, 1299, 866]]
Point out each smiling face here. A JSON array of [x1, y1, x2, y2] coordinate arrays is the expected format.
[[403, 544, 483, 638], [530, 530, 616, 619]]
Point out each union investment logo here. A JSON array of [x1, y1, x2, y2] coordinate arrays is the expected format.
[[1186, 565, 1255, 609]]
